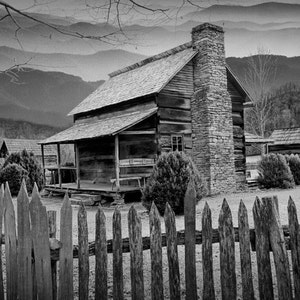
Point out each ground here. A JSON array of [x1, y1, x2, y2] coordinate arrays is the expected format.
[[11, 186, 300, 299]]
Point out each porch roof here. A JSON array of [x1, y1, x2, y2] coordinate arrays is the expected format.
[[40, 107, 157, 145]]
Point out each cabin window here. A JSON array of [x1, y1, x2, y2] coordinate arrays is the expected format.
[[171, 135, 184, 152]]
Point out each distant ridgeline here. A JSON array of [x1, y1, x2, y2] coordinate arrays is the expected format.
[[0, 118, 63, 140]]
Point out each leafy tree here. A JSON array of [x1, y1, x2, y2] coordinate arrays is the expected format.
[[286, 154, 300, 185]]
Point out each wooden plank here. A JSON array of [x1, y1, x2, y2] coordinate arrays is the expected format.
[[128, 205, 144, 300], [150, 203, 164, 300], [78, 203, 89, 300], [0, 185, 4, 300], [113, 207, 124, 300], [41, 144, 46, 183], [238, 200, 254, 300], [17, 181, 32, 300], [57, 143, 62, 188], [119, 130, 156, 135], [115, 134, 120, 190], [164, 203, 180, 300], [58, 193, 73, 300], [95, 205, 107, 300], [157, 93, 191, 110], [4, 182, 18, 300], [29, 184, 52, 300], [202, 202, 215, 300], [218, 199, 236, 300], [252, 197, 274, 300], [75, 143, 81, 189], [263, 197, 292, 300], [288, 197, 300, 299], [184, 180, 197, 300], [47, 211, 57, 300], [159, 123, 192, 135]]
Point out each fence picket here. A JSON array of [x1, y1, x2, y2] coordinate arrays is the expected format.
[[95, 205, 108, 300], [150, 203, 164, 300], [263, 197, 292, 300], [17, 181, 32, 300], [184, 181, 197, 300], [29, 184, 52, 300], [218, 198, 236, 300], [113, 207, 123, 300], [128, 205, 144, 300], [58, 193, 73, 300], [164, 203, 181, 300], [288, 197, 300, 299], [47, 210, 57, 300], [202, 202, 215, 300], [253, 197, 274, 300], [0, 185, 4, 300], [238, 200, 254, 300], [78, 203, 89, 300], [4, 182, 18, 300]]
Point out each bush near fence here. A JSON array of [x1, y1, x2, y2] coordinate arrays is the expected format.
[[0, 180, 299, 299]]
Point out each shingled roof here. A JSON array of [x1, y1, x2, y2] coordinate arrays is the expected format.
[[41, 108, 157, 144], [1, 139, 56, 156], [245, 132, 274, 144], [269, 127, 300, 145], [68, 44, 196, 116]]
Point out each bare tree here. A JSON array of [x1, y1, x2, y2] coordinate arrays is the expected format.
[[244, 47, 278, 137]]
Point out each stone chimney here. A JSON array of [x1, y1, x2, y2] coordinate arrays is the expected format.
[[191, 23, 236, 194]]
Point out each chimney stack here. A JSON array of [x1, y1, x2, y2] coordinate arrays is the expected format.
[[191, 23, 236, 194]]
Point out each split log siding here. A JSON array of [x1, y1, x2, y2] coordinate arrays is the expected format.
[[157, 61, 193, 153], [228, 81, 246, 188]]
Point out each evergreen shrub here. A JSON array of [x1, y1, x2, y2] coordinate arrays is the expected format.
[[258, 153, 295, 189], [286, 154, 300, 185], [3, 149, 44, 193], [142, 151, 206, 215], [0, 163, 28, 196]]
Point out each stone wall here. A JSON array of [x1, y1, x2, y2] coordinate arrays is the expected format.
[[191, 23, 236, 194]]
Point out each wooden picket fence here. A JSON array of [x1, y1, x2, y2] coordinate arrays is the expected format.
[[0, 180, 299, 300]]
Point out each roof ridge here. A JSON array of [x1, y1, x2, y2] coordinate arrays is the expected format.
[[109, 42, 192, 78]]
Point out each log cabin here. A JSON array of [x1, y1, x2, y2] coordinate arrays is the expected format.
[[40, 23, 252, 197], [268, 127, 300, 155]]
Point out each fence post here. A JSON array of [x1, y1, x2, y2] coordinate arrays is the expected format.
[[288, 197, 300, 299], [78, 203, 89, 300], [202, 202, 215, 300], [263, 197, 292, 300], [184, 181, 197, 300], [128, 205, 144, 300], [164, 203, 181, 300], [4, 182, 18, 300], [113, 207, 123, 300], [58, 193, 73, 300], [48, 210, 57, 300], [95, 205, 107, 300], [218, 199, 236, 300], [0, 185, 4, 300], [150, 203, 164, 300], [17, 181, 33, 300], [29, 184, 52, 300], [253, 197, 274, 300]]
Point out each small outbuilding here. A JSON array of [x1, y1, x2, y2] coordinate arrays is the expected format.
[[0, 138, 57, 165], [40, 23, 253, 197], [268, 127, 300, 155]]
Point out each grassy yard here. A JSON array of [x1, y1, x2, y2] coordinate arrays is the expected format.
[[32, 186, 300, 299]]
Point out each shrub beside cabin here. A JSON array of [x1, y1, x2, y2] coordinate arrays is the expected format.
[[40, 23, 252, 196]]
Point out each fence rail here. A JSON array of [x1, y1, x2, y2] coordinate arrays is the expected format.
[[0, 180, 299, 300]]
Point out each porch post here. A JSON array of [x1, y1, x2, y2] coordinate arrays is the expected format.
[[41, 144, 46, 183], [75, 143, 80, 189], [57, 143, 62, 188], [115, 134, 120, 190]]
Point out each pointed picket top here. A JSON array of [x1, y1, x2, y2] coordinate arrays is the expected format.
[[252, 196, 263, 217], [150, 202, 160, 220], [185, 179, 196, 204], [17, 179, 29, 205], [0, 184, 4, 217], [203, 201, 211, 216], [288, 196, 296, 212], [219, 198, 232, 222], [78, 201, 87, 218], [113, 206, 121, 219], [128, 205, 137, 222], [30, 182, 42, 209], [96, 203, 106, 221], [62, 192, 71, 212], [4, 182, 14, 216], [164, 202, 173, 216]]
